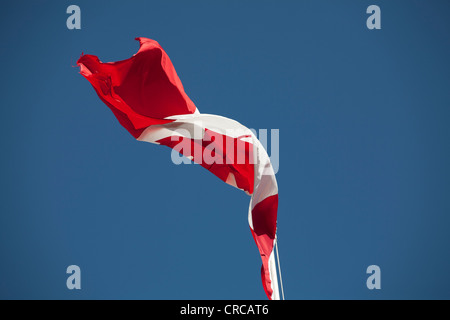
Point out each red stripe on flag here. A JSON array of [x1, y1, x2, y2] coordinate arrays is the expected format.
[[250, 194, 279, 299], [77, 38, 196, 138]]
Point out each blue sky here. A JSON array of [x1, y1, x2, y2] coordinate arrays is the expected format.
[[1, 0, 450, 299]]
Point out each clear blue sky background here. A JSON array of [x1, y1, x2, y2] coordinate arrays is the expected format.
[[1, 0, 449, 299]]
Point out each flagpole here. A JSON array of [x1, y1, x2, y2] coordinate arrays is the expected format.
[[275, 236, 285, 300]]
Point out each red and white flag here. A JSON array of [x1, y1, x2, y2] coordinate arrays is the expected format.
[[77, 37, 280, 300]]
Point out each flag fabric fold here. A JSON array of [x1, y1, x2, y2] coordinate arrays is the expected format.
[[77, 37, 280, 300]]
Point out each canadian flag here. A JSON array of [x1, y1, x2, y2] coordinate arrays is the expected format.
[[77, 37, 280, 300]]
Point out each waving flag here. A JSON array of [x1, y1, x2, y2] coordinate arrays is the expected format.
[[77, 37, 280, 300]]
